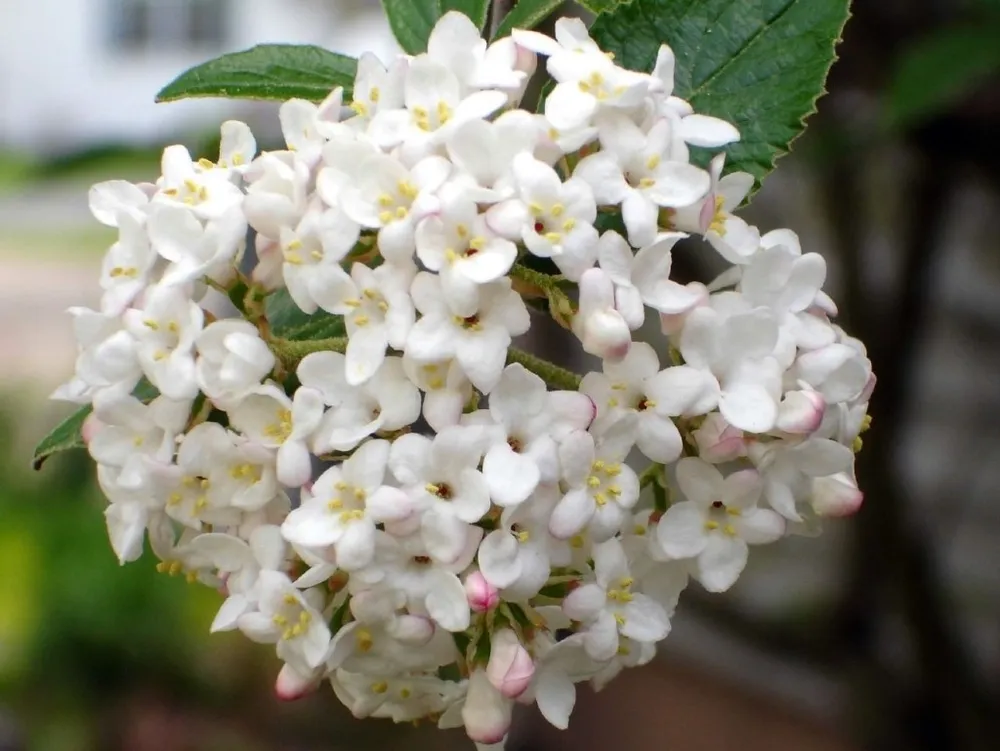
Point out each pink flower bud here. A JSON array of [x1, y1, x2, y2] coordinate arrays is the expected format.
[[274, 663, 320, 702], [811, 472, 864, 518], [692, 414, 746, 463], [81, 412, 104, 446], [465, 571, 499, 613], [576, 268, 632, 362], [486, 629, 535, 699], [775, 389, 826, 435], [252, 236, 284, 291], [462, 669, 512, 744]]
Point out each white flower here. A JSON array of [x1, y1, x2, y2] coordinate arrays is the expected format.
[[811, 471, 864, 518], [51, 307, 141, 404], [340, 152, 450, 263], [427, 11, 533, 94], [215, 120, 258, 172], [657, 458, 784, 592], [462, 669, 512, 745], [487, 152, 598, 281], [576, 114, 709, 247], [278, 205, 362, 316], [389, 426, 491, 564], [191, 422, 280, 512], [226, 383, 325, 487], [279, 87, 346, 166], [445, 110, 544, 200], [515, 18, 650, 130], [281, 439, 411, 571], [99, 210, 157, 315], [237, 571, 331, 671], [549, 415, 639, 541], [98, 464, 164, 563], [367, 55, 506, 156], [89, 179, 150, 227], [673, 154, 759, 264], [346, 52, 406, 124], [243, 151, 311, 240], [122, 283, 204, 400], [406, 273, 529, 394], [154, 145, 244, 220], [580, 342, 683, 464], [747, 437, 854, 521], [596, 231, 704, 330], [333, 668, 457, 722], [478, 485, 568, 600], [415, 184, 517, 317], [298, 352, 421, 452], [653, 301, 783, 433], [792, 341, 872, 404], [402, 355, 474, 432], [147, 203, 246, 287], [195, 320, 275, 407], [563, 538, 670, 661], [88, 388, 189, 474], [572, 267, 632, 362]]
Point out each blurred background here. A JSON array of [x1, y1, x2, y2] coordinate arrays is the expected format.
[[1, 1, 999, 750]]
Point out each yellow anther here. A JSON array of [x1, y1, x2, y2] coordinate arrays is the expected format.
[[152, 350, 167, 362], [185, 571, 198, 583], [709, 195, 728, 236], [723, 524, 738, 537], [399, 687, 412, 699], [377, 193, 394, 208], [415, 118, 431, 131], [704, 520, 719, 531], [350, 101, 369, 117], [578, 80, 592, 93], [607, 486, 622, 497], [603, 464, 622, 477], [283, 594, 298, 605], [550, 203, 565, 217], [163, 188, 178, 197], [726, 507, 742, 517], [619, 577, 634, 589], [544, 231, 562, 243], [379, 210, 393, 224], [377, 301, 389, 312], [634, 524, 647, 536], [311, 250, 323, 260], [273, 614, 288, 627], [528, 202, 544, 216], [398, 181, 419, 199], [437, 101, 453, 124], [639, 177, 656, 189], [395, 206, 409, 219], [569, 535, 585, 549], [425, 483, 441, 495], [428, 376, 444, 389], [614, 613, 626, 626], [284, 251, 303, 265], [445, 248, 459, 264], [646, 155, 661, 170], [594, 493, 608, 506], [356, 628, 374, 652], [182, 476, 198, 487], [354, 487, 367, 500], [335, 481, 349, 491], [369, 86, 381, 103], [232, 154, 244, 166], [468, 236, 486, 251], [362, 288, 378, 299], [168, 492, 182, 505], [198, 186, 209, 201], [327, 497, 343, 511], [371, 681, 389, 695], [643, 399, 658, 409], [608, 398, 619, 408], [853, 436, 863, 453], [587, 475, 602, 488], [195, 496, 208, 511], [455, 223, 469, 238], [143, 319, 159, 330], [412, 106, 428, 118], [515, 530, 530, 543], [617, 645, 631, 656], [354, 314, 370, 327], [861, 414, 873, 433], [563, 218, 577, 232], [344, 298, 361, 308], [184, 179, 199, 193], [593, 460, 606, 470]]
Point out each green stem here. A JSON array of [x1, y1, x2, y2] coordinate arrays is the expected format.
[[639, 462, 665, 489], [509, 263, 564, 293], [271, 337, 347, 369], [506, 347, 581, 391]]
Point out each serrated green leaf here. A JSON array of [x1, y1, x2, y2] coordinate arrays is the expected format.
[[440, 0, 491, 30], [266, 289, 347, 341], [382, 0, 441, 54], [156, 45, 357, 103], [493, 0, 564, 39], [591, 0, 851, 187], [886, 23, 1000, 129], [32, 381, 161, 470]]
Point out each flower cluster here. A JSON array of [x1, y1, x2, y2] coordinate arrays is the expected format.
[[52, 12, 873, 748]]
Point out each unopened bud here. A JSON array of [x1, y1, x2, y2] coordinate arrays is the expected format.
[[465, 571, 499, 613], [776, 389, 826, 435], [486, 629, 535, 699], [275, 662, 320, 702], [463, 669, 512, 744], [811, 472, 863, 518]]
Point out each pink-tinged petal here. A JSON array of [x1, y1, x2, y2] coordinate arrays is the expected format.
[[811, 473, 864, 518], [548, 488, 595, 539], [696, 535, 748, 592], [675, 457, 724, 506], [656, 501, 708, 558], [275, 662, 320, 702], [465, 570, 500, 612], [487, 629, 535, 699], [776, 390, 826, 434], [462, 670, 512, 744]]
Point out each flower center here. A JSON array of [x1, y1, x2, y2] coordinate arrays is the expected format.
[[585, 459, 623, 506]]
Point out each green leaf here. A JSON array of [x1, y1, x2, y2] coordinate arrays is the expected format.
[[591, 0, 851, 186], [32, 382, 160, 470], [156, 44, 357, 103], [493, 0, 564, 39], [32, 406, 91, 470], [886, 23, 1000, 129], [381, 0, 441, 54], [440, 0, 491, 30], [578, 0, 634, 13], [266, 289, 347, 341]]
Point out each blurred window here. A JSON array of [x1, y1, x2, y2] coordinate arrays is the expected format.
[[110, 0, 230, 50]]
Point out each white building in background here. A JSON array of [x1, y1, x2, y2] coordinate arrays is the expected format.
[[0, 0, 399, 154]]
